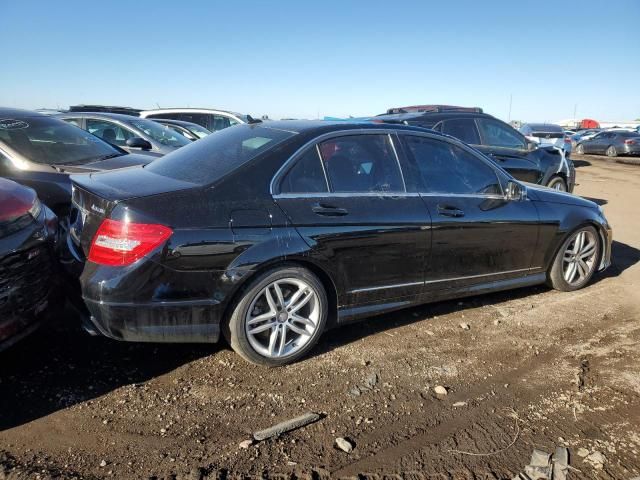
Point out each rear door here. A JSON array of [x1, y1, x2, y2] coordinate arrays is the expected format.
[[399, 133, 540, 290], [273, 131, 431, 307], [474, 117, 542, 184]]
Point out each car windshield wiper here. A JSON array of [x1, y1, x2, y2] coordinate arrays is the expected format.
[[94, 153, 123, 161]]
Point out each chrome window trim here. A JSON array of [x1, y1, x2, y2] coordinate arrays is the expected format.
[[270, 128, 409, 196], [388, 133, 406, 192], [316, 144, 330, 192], [273, 192, 421, 199], [348, 267, 541, 294]]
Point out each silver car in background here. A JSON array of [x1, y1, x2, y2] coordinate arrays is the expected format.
[[520, 123, 572, 157]]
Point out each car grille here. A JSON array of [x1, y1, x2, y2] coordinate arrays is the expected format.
[[532, 132, 563, 139], [0, 245, 53, 317]]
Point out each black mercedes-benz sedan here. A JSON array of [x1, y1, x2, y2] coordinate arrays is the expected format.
[[66, 121, 612, 366], [0, 108, 153, 216]]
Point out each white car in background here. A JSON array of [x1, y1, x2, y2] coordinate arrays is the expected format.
[[139, 108, 249, 133], [519, 123, 572, 157]]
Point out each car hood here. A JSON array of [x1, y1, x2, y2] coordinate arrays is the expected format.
[[524, 182, 597, 209]]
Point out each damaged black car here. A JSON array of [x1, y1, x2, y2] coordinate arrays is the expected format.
[[0, 178, 60, 352], [66, 121, 611, 366]]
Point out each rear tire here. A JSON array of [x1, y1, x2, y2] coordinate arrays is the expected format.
[[547, 226, 601, 292], [546, 175, 567, 192], [224, 266, 328, 366], [606, 145, 617, 157]]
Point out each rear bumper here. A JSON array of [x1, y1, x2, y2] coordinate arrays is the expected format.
[[83, 297, 223, 343]]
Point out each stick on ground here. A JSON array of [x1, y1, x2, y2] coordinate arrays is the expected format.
[[253, 412, 321, 441]]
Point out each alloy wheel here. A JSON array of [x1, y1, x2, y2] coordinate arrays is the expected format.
[[606, 145, 617, 157], [576, 144, 584, 154], [244, 278, 321, 359], [562, 229, 598, 286], [549, 178, 567, 191]]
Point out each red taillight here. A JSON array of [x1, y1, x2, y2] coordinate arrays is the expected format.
[[88, 219, 173, 266], [564, 136, 572, 143], [624, 139, 636, 145]]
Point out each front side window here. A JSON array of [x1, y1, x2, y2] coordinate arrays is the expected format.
[[440, 119, 481, 144], [86, 119, 134, 146], [403, 135, 502, 195], [318, 135, 404, 193], [477, 118, 526, 149], [280, 147, 328, 193]]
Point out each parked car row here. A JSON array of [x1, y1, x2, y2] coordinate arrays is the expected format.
[[575, 129, 640, 157], [0, 104, 613, 365]]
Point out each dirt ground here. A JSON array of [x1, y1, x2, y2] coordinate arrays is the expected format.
[[1, 154, 639, 480]]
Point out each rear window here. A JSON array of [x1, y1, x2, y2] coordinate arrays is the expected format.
[[527, 124, 563, 133], [145, 124, 296, 184]]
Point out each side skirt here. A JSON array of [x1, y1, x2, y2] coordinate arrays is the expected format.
[[336, 272, 547, 325]]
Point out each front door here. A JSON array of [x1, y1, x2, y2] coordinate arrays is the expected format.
[[273, 132, 431, 307], [399, 133, 540, 291]]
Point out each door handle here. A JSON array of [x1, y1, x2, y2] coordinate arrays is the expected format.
[[437, 205, 465, 217], [312, 203, 348, 216]]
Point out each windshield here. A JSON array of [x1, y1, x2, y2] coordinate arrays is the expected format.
[[146, 124, 296, 184], [0, 116, 121, 165], [128, 118, 191, 148], [187, 123, 211, 139]]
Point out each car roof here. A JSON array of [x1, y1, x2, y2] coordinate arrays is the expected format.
[[0, 107, 49, 119], [140, 108, 244, 117], [253, 119, 443, 137], [56, 112, 149, 123], [376, 110, 494, 124], [522, 123, 563, 131]]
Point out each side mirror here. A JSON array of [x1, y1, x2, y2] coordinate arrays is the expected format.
[[527, 140, 538, 151], [126, 137, 152, 150], [506, 180, 526, 201]]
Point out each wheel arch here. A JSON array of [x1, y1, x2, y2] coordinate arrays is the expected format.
[[545, 220, 606, 273], [220, 257, 340, 335]]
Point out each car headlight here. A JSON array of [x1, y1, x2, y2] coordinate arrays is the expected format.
[[28, 197, 42, 219]]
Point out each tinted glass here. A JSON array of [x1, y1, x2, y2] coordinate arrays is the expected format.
[[128, 119, 190, 147], [63, 118, 82, 127], [477, 118, 526, 149], [403, 135, 501, 195], [441, 119, 481, 144], [86, 119, 134, 146], [318, 134, 404, 193], [526, 123, 563, 132], [211, 115, 232, 131], [0, 116, 120, 165], [146, 124, 296, 185], [280, 147, 327, 193]]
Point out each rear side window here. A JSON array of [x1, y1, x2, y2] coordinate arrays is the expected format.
[[477, 118, 526, 149], [145, 124, 296, 185], [318, 135, 404, 193], [440, 119, 481, 144], [403, 135, 502, 195], [280, 147, 328, 193]]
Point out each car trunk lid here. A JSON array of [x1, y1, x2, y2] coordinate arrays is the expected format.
[[69, 166, 198, 257]]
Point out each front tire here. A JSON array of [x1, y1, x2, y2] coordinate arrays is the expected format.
[[547, 226, 601, 292], [576, 144, 584, 155], [606, 145, 617, 157], [224, 266, 328, 366], [546, 175, 567, 192]]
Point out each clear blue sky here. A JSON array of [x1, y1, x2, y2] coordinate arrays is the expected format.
[[1, 0, 638, 122]]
